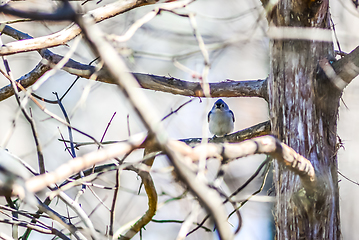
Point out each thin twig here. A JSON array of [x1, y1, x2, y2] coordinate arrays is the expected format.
[[109, 169, 120, 236], [161, 98, 195, 121], [228, 158, 271, 218], [58, 127, 76, 157], [16, 81, 103, 147], [330, 15, 343, 57], [54, 92, 77, 158], [151, 219, 212, 232], [187, 158, 270, 236], [87, 194, 109, 218], [101, 112, 117, 144], [127, 114, 131, 137], [0, 32, 46, 173], [32, 76, 80, 104], [338, 170, 359, 186]]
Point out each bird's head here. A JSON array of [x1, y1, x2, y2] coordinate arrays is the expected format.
[[214, 99, 228, 110]]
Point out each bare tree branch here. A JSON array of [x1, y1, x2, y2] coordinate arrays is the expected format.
[[0, 21, 268, 102], [181, 120, 271, 146], [113, 147, 159, 238], [109, 169, 120, 237], [170, 135, 316, 191], [26, 133, 147, 193], [0, 0, 155, 56], [0, 61, 268, 101], [133, 74, 268, 100], [0, 62, 50, 102], [116, 165, 157, 240], [56, 121, 271, 151], [24, 133, 315, 237]]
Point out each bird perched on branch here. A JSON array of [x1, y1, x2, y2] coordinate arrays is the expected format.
[[208, 99, 235, 137]]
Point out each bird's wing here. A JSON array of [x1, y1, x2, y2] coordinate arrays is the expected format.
[[230, 110, 235, 122]]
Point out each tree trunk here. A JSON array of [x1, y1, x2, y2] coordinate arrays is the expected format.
[[268, 0, 341, 239]]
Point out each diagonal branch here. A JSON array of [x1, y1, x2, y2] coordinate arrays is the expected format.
[[0, 0, 154, 56], [0, 62, 50, 102]]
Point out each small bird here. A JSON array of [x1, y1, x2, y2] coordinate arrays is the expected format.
[[208, 99, 235, 137]]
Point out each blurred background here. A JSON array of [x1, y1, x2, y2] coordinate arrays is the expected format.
[[0, 0, 358, 239]]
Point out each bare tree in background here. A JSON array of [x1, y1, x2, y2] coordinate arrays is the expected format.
[[0, 0, 358, 239]]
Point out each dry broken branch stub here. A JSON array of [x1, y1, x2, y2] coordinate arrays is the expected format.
[[330, 46, 359, 87]]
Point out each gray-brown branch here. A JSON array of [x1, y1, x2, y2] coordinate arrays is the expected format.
[[119, 165, 157, 240], [171, 135, 316, 191], [0, 25, 268, 102], [181, 120, 271, 147]]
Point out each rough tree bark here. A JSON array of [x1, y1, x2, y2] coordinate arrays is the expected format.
[[267, 0, 341, 239]]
